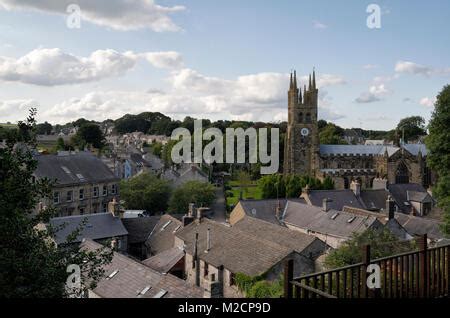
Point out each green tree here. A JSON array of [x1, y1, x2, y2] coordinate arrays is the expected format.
[[35, 121, 52, 135], [168, 181, 216, 214], [396, 116, 427, 143], [0, 109, 112, 298], [237, 170, 251, 199], [425, 85, 450, 235], [319, 123, 347, 144], [234, 273, 283, 298], [120, 173, 171, 214], [324, 229, 415, 269], [72, 123, 105, 149], [56, 137, 66, 151]]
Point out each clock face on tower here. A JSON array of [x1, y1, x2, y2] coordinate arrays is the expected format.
[[301, 128, 310, 137]]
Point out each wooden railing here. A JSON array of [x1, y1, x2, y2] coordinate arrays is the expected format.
[[284, 234, 450, 298]]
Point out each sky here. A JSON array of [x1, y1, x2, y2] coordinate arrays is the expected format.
[[0, 0, 449, 130]]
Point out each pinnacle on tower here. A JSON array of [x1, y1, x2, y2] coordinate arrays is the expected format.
[[289, 72, 293, 89], [293, 70, 297, 89], [298, 86, 302, 104], [312, 68, 316, 89], [308, 73, 312, 91]]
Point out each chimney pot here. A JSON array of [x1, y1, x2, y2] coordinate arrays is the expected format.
[[322, 198, 332, 212], [387, 195, 395, 220]]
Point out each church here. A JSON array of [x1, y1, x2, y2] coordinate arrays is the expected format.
[[283, 70, 434, 190]]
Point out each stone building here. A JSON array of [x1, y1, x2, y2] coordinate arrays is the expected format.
[[175, 210, 327, 298], [34, 151, 120, 216], [283, 70, 434, 190]]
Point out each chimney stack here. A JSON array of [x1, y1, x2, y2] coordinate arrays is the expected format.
[[350, 180, 361, 197], [386, 195, 395, 220], [205, 228, 211, 253], [182, 203, 196, 227], [322, 198, 332, 212]]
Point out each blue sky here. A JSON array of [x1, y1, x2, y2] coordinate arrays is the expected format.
[[0, 0, 449, 130]]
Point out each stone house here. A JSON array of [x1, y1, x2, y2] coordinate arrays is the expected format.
[[34, 151, 120, 217], [175, 213, 327, 298]]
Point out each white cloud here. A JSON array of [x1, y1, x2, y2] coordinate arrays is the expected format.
[[0, 0, 185, 32], [313, 20, 328, 29], [395, 61, 433, 76], [355, 84, 391, 103], [0, 99, 39, 122], [419, 97, 436, 108], [41, 69, 346, 123], [142, 51, 183, 69], [363, 64, 378, 70], [0, 48, 183, 85]]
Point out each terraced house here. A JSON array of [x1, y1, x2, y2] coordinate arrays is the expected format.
[[34, 151, 120, 216]]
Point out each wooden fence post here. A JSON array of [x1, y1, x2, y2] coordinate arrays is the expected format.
[[284, 259, 294, 298], [419, 234, 428, 298], [361, 245, 371, 298]]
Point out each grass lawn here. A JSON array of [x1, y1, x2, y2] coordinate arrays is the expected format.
[[0, 123, 17, 129], [226, 181, 263, 207]]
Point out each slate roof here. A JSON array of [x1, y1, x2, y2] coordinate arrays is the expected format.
[[176, 218, 319, 277], [81, 239, 203, 298], [320, 145, 399, 156], [49, 213, 128, 244], [34, 151, 118, 186], [283, 201, 380, 239], [306, 189, 365, 211], [319, 144, 427, 157], [388, 183, 428, 213], [407, 190, 432, 203], [402, 143, 428, 156], [394, 214, 444, 240], [237, 198, 306, 225], [360, 189, 390, 211], [121, 216, 161, 244], [142, 247, 185, 274], [146, 215, 182, 255]]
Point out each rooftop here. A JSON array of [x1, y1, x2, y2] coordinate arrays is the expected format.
[[81, 239, 203, 298], [34, 151, 118, 186], [49, 213, 128, 244]]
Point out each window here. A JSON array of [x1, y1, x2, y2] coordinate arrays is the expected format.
[[102, 203, 108, 213], [204, 262, 209, 277], [66, 190, 73, 202], [102, 185, 108, 196], [79, 189, 84, 200], [229, 272, 236, 286], [93, 186, 99, 198], [111, 184, 117, 195], [79, 207, 85, 215], [53, 192, 60, 204]]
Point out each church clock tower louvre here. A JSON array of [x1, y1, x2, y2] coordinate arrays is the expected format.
[[283, 69, 320, 176]]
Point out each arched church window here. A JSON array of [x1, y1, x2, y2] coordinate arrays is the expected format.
[[343, 177, 350, 189], [299, 112, 303, 123], [306, 113, 311, 123], [395, 162, 410, 184]]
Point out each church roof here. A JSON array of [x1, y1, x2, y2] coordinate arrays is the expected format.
[[319, 144, 427, 157]]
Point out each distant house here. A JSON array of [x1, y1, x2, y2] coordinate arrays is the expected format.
[[49, 211, 128, 253], [34, 151, 120, 216], [388, 183, 434, 216], [81, 239, 203, 298], [343, 129, 364, 145], [162, 164, 209, 187], [365, 139, 394, 146], [175, 214, 327, 298]]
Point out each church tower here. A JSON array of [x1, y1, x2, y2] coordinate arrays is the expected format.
[[283, 69, 320, 176]]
